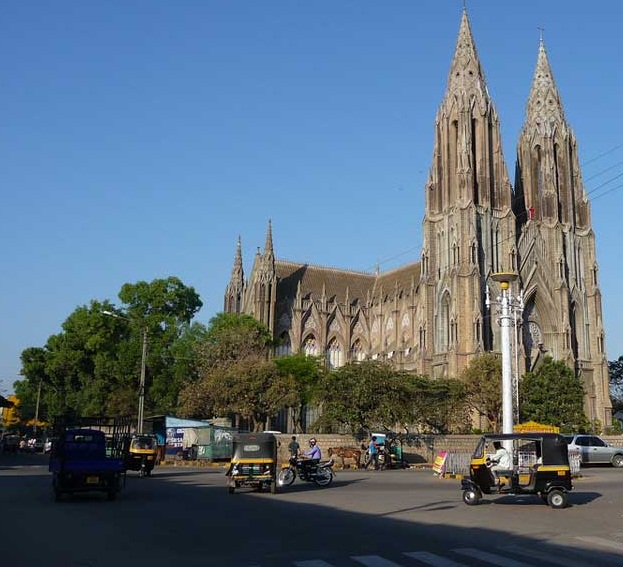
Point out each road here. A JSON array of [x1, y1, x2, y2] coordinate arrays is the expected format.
[[2, 453, 623, 566]]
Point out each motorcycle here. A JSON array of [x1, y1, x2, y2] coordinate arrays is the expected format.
[[278, 456, 334, 487]]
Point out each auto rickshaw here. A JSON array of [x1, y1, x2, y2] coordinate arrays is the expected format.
[[126, 434, 159, 477], [461, 433, 573, 509], [226, 432, 278, 494]]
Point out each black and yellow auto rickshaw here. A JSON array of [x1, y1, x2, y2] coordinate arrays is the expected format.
[[226, 432, 278, 494], [461, 433, 573, 509], [126, 434, 159, 477]]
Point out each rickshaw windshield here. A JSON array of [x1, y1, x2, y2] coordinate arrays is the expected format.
[[130, 436, 157, 450]]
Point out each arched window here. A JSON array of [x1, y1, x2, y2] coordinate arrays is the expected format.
[[351, 339, 365, 362], [274, 332, 291, 357], [326, 338, 344, 369], [303, 335, 318, 357]]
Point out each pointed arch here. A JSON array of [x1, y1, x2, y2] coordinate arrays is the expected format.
[[274, 331, 291, 357], [326, 337, 344, 369], [302, 334, 318, 357]]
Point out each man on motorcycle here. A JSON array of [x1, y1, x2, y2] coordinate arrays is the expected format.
[[299, 438, 321, 477]]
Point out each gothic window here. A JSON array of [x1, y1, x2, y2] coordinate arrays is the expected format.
[[474, 317, 481, 344], [592, 264, 598, 287], [450, 318, 457, 346], [528, 321, 542, 348], [471, 241, 477, 265], [510, 249, 517, 272], [386, 317, 394, 332], [558, 257, 564, 280], [274, 332, 291, 357], [351, 339, 365, 362], [492, 226, 500, 272], [401, 313, 410, 330], [437, 293, 451, 352], [598, 333, 604, 354], [326, 338, 344, 369], [303, 335, 318, 357], [452, 242, 459, 266], [419, 326, 426, 350]]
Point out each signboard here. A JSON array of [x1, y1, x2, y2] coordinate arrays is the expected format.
[[432, 450, 448, 476]]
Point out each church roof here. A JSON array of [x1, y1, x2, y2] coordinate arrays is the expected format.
[[274, 259, 420, 305]]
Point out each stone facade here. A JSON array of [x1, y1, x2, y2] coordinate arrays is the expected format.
[[224, 10, 612, 428]]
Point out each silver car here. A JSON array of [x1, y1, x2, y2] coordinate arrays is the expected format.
[[563, 434, 623, 467]]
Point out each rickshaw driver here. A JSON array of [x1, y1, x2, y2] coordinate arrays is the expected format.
[[299, 438, 321, 476], [486, 441, 512, 485]]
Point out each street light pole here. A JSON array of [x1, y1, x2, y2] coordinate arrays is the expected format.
[[137, 327, 147, 434], [487, 272, 523, 435], [103, 310, 147, 434]]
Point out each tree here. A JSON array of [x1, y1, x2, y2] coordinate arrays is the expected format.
[[520, 356, 588, 433], [609, 356, 623, 414], [410, 377, 470, 434], [274, 354, 324, 432], [16, 277, 204, 421], [178, 313, 279, 426], [312, 361, 419, 436], [461, 353, 503, 432]]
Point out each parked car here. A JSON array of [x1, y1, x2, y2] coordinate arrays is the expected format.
[[563, 434, 623, 467]]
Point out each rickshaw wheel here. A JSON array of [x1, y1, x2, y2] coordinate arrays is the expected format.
[[547, 489, 568, 509], [278, 468, 295, 487], [462, 489, 480, 506]]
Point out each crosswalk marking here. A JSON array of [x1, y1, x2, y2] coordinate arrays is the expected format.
[[575, 535, 623, 551], [352, 556, 402, 566], [285, 538, 623, 567], [403, 551, 468, 566], [499, 544, 594, 567], [453, 547, 532, 566]]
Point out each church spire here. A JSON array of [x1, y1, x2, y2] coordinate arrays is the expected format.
[[264, 219, 274, 259], [524, 37, 565, 133], [445, 8, 488, 102], [224, 236, 244, 313]]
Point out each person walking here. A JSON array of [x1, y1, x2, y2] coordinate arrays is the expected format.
[[365, 436, 379, 470]]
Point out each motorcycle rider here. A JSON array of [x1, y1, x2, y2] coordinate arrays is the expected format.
[[299, 437, 321, 478]]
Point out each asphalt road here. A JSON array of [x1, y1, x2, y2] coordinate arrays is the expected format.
[[2, 453, 623, 566]]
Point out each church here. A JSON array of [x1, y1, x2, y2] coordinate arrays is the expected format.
[[223, 9, 612, 429]]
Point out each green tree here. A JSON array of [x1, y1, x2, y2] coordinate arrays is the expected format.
[[178, 313, 278, 426], [274, 353, 324, 432], [461, 353, 503, 432], [313, 361, 418, 435], [16, 277, 203, 421], [411, 376, 470, 434], [520, 356, 588, 433], [609, 356, 623, 414]]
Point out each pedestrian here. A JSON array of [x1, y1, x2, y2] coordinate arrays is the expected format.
[[365, 436, 379, 470], [288, 435, 300, 458]]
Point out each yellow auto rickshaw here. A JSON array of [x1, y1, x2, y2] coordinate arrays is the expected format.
[[126, 434, 159, 477], [226, 433, 279, 494], [461, 433, 573, 509]]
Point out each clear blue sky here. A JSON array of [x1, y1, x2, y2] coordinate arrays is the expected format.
[[2, 1, 623, 395]]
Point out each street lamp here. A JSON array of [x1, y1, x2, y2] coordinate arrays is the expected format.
[[103, 310, 148, 434], [486, 272, 524, 435]]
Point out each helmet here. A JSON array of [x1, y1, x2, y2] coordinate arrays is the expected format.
[[309, 438, 317, 445]]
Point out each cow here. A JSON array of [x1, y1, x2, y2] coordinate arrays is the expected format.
[[328, 446, 362, 469]]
